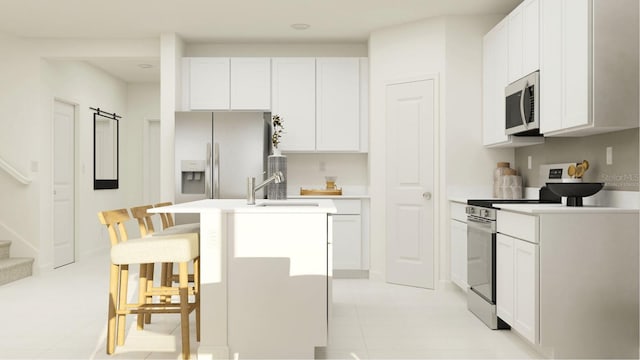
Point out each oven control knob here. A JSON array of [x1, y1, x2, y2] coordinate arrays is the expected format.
[[480, 209, 490, 217], [465, 207, 474, 215]]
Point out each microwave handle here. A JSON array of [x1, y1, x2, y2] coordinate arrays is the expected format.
[[519, 81, 528, 129]]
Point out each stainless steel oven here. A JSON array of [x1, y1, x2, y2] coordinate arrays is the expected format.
[[465, 204, 509, 330]]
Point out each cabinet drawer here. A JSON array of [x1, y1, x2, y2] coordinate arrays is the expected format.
[[497, 211, 539, 243], [334, 199, 361, 215], [450, 201, 468, 222]]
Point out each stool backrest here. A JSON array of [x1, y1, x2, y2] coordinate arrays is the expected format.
[[97, 209, 131, 247], [154, 202, 175, 229], [129, 205, 156, 237]]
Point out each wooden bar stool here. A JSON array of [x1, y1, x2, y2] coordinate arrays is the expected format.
[[154, 202, 200, 285], [98, 208, 200, 359]]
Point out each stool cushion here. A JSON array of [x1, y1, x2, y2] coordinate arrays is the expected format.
[[152, 223, 200, 237], [111, 233, 199, 265]]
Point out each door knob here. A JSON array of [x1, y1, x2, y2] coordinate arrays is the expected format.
[[422, 192, 432, 200]]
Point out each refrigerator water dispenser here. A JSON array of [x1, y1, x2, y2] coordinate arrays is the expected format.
[[181, 160, 206, 194]]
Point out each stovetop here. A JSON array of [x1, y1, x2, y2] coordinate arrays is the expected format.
[[467, 198, 560, 208]]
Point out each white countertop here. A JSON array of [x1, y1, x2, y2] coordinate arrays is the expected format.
[[148, 198, 337, 214], [495, 203, 639, 214]]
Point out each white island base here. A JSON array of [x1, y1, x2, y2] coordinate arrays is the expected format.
[[150, 199, 336, 359]]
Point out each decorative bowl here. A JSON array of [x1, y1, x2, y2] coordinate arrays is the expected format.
[[545, 182, 604, 206]]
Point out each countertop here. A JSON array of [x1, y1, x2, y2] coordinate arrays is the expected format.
[[495, 203, 639, 214], [288, 194, 370, 200], [148, 198, 337, 214]]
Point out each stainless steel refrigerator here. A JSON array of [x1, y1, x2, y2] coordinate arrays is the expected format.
[[174, 111, 271, 223]]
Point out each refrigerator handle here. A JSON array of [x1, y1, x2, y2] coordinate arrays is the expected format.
[[205, 143, 212, 199], [213, 143, 220, 198]]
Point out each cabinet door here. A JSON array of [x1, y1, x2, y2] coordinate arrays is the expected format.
[[189, 57, 230, 110], [483, 18, 509, 146], [332, 214, 362, 270], [522, 0, 540, 76], [316, 58, 360, 151], [271, 58, 316, 151], [450, 219, 468, 291], [496, 234, 515, 325], [562, 0, 590, 129], [230, 58, 271, 110], [513, 239, 538, 344], [539, 0, 563, 133], [508, 3, 524, 83]]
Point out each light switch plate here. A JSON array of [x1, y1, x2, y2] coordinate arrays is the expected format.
[[606, 147, 613, 165]]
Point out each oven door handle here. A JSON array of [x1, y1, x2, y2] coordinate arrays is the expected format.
[[467, 218, 495, 234]]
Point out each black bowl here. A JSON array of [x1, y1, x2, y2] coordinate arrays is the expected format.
[[545, 182, 604, 206]]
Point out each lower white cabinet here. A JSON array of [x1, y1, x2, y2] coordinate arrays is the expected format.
[[331, 199, 366, 275], [449, 201, 468, 291], [496, 231, 539, 345], [332, 215, 361, 269]]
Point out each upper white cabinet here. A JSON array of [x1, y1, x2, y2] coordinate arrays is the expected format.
[[271, 58, 316, 151], [482, 18, 544, 148], [230, 58, 271, 110], [508, 0, 540, 83], [184, 57, 270, 110], [272, 57, 368, 153], [540, 0, 639, 136], [316, 58, 361, 152], [483, 18, 509, 146], [188, 57, 230, 110]]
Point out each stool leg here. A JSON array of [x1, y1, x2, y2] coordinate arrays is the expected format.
[[179, 262, 190, 360], [145, 263, 155, 324], [117, 264, 129, 346], [137, 264, 148, 330], [107, 263, 119, 354], [194, 257, 201, 342]]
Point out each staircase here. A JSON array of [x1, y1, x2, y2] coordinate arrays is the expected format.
[[0, 240, 34, 286]]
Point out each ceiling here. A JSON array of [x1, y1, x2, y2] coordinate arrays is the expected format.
[[0, 0, 520, 82]]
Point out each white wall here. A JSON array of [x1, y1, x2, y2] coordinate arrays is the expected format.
[[0, 30, 160, 271], [368, 15, 514, 284]]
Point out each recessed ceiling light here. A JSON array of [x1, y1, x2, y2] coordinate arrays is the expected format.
[[138, 63, 153, 69], [290, 23, 310, 30]]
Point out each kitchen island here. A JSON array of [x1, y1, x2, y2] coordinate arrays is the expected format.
[[150, 199, 337, 359]]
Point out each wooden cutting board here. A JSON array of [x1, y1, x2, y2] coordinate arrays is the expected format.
[[299, 188, 342, 196]]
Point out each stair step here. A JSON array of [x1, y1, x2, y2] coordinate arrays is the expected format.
[[0, 241, 10, 260], [0, 257, 34, 286]]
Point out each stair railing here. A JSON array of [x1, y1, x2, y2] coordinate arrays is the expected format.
[[0, 156, 32, 185]]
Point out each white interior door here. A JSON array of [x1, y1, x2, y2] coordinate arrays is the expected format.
[[385, 78, 436, 289], [53, 100, 75, 268]]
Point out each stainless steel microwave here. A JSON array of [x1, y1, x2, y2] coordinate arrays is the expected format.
[[505, 71, 539, 136]]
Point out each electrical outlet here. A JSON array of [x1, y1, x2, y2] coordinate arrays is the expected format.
[[527, 156, 532, 170], [319, 161, 326, 172], [606, 147, 613, 165]]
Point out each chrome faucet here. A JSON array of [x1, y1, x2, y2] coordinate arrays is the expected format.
[[247, 171, 284, 205]]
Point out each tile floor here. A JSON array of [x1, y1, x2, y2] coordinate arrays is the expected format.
[[0, 252, 541, 359]]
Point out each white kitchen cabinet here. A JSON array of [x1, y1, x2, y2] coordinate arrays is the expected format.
[[230, 58, 271, 110], [184, 57, 270, 110], [482, 19, 544, 148], [449, 201, 468, 291], [513, 238, 537, 344], [332, 199, 363, 273], [508, 0, 540, 83], [187, 57, 230, 110], [496, 211, 539, 345], [496, 234, 515, 325], [271, 58, 316, 151], [540, 0, 639, 136], [316, 58, 360, 152]]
